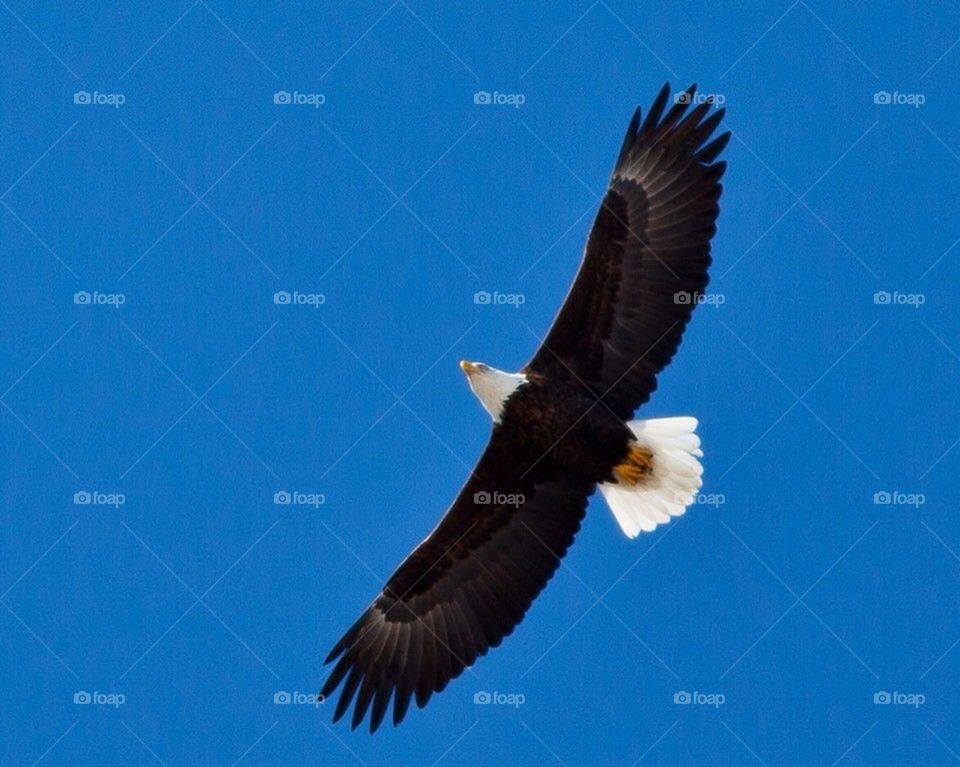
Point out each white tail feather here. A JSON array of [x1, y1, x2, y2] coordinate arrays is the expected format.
[[600, 417, 703, 539]]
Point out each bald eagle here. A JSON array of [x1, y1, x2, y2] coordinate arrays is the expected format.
[[322, 83, 729, 732]]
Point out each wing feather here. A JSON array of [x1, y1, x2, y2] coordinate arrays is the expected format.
[[321, 430, 593, 731], [525, 83, 728, 418]]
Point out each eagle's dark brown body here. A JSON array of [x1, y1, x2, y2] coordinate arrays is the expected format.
[[497, 375, 635, 485]]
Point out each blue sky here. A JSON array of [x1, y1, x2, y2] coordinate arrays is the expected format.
[[2, 1, 960, 764]]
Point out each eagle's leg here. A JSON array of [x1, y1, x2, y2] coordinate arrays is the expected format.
[[611, 443, 655, 486]]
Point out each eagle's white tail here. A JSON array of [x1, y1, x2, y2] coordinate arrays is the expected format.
[[599, 417, 703, 539]]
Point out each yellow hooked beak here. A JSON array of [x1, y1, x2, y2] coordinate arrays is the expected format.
[[459, 360, 478, 376]]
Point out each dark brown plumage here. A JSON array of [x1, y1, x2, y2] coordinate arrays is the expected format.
[[528, 82, 728, 418], [321, 82, 728, 732]]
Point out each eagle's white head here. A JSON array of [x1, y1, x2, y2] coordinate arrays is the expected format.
[[459, 360, 527, 422]]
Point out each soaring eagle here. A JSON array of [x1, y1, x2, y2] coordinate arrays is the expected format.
[[322, 83, 729, 732]]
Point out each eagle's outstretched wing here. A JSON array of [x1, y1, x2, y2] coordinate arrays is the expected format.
[[321, 429, 593, 732], [525, 83, 729, 419]]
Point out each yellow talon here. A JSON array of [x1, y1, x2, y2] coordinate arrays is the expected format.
[[612, 443, 654, 486]]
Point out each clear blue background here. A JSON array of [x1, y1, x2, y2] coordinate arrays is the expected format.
[[2, 1, 959, 764]]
